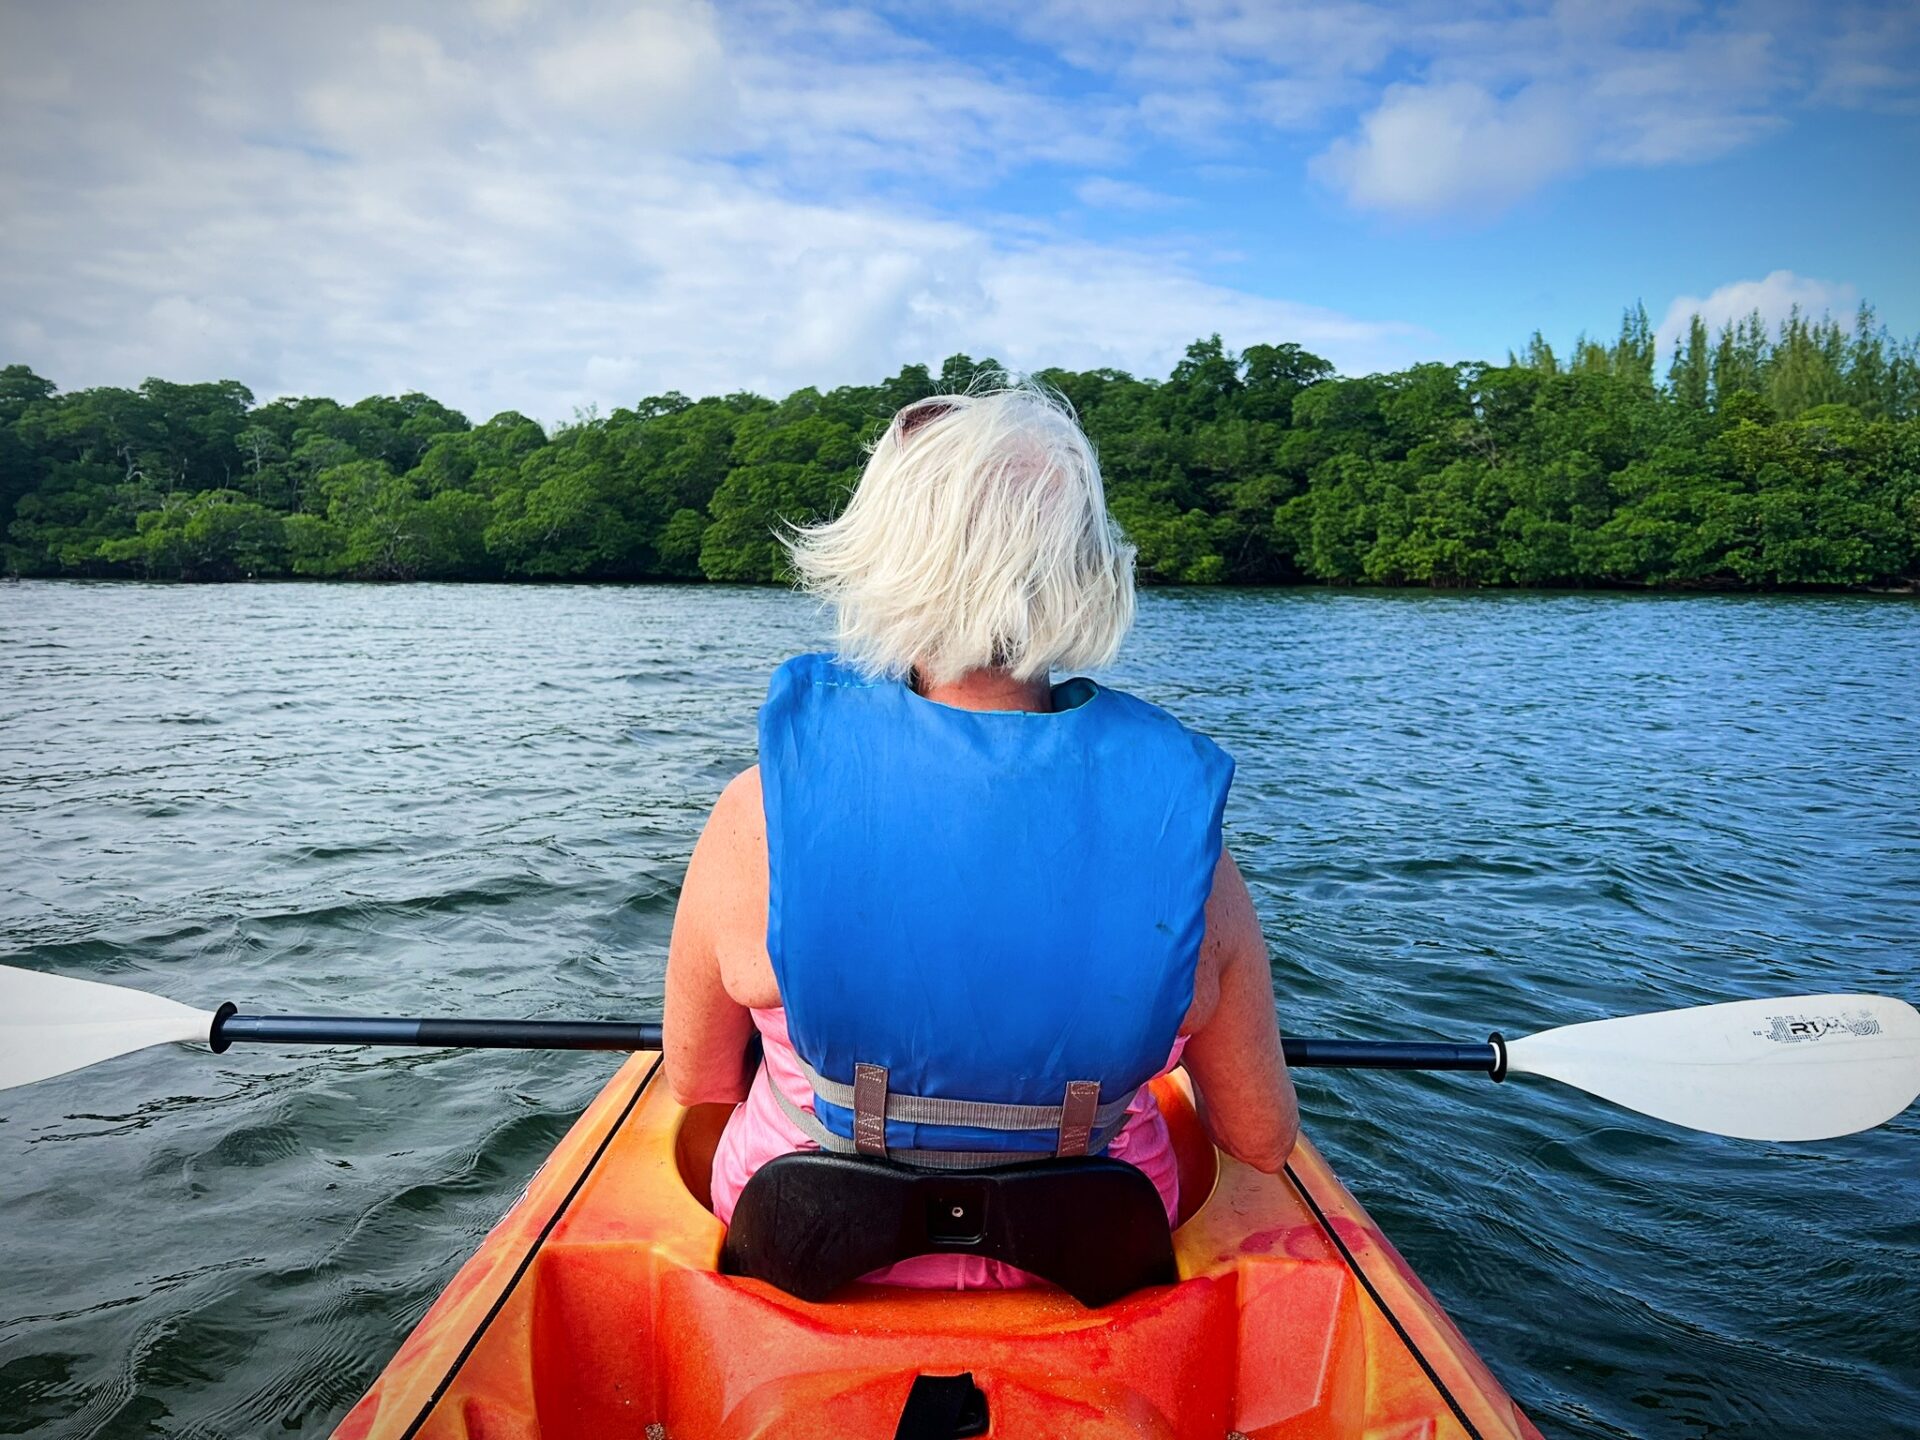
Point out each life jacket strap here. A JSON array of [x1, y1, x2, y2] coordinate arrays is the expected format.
[[767, 1063, 1134, 1169], [797, 1056, 1137, 1134], [852, 1062, 889, 1157], [1056, 1081, 1102, 1157]]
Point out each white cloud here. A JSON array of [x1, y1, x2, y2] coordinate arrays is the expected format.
[[1654, 271, 1860, 359], [1011, 0, 1398, 145], [310, 26, 473, 124], [995, 0, 1919, 216], [0, 2, 1418, 423], [1073, 176, 1182, 210], [1581, 26, 1782, 166], [1305, 11, 1788, 215], [1310, 82, 1581, 215], [531, 5, 739, 146], [1251, 74, 1368, 130], [1807, 3, 1920, 110]]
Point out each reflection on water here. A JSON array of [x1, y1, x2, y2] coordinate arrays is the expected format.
[[1, 582, 1916, 1437]]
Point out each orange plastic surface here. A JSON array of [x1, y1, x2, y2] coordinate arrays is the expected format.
[[333, 1056, 1542, 1440]]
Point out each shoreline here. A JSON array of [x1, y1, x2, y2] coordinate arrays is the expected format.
[[7, 574, 1917, 598]]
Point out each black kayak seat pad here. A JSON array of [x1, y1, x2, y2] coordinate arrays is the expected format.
[[719, 1150, 1177, 1309]]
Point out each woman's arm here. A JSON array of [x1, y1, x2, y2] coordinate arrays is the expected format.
[[663, 768, 765, 1105], [1179, 848, 1300, 1173]]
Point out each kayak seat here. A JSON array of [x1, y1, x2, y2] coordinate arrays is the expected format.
[[720, 1151, 1178, 1308]]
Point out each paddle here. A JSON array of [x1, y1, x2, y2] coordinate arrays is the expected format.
[[3, 964, 1916, 1142]]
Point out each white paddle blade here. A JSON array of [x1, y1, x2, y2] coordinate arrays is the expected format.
[[0, 964, 216, 1092], [1505, 993, 1920, 1141]]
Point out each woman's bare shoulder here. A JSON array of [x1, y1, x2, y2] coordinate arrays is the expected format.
[[712, 764, 764, 830], [695, 765, 766, 908]]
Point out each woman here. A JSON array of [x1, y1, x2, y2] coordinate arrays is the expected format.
[[664, 383, 1297, 1289]]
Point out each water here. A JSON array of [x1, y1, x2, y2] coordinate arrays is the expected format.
[[1, 581, 1915, 1439]]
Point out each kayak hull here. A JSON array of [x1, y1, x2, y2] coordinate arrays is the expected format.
[[334, 1054, 1541, 1440]]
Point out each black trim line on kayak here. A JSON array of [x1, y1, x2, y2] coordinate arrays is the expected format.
[[394, 1054, 663, 1440], [1281, 1161, 1488, 1440]]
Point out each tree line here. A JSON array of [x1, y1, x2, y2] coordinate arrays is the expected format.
[[3, 302, 1917, 589]]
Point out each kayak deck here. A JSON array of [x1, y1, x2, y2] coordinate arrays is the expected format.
[[333, 1054, 1541, 1439]]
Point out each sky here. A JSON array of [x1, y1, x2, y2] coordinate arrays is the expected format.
[[1, 0, 1916, 424]]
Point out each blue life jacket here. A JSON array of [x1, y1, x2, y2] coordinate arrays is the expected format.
[[758, 653, 1233, 1165]]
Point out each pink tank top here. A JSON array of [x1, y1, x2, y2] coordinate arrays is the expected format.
[[708, 1007, 1185, 1291]]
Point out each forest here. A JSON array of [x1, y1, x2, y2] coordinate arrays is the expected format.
[[3, 302, 1917, 590]]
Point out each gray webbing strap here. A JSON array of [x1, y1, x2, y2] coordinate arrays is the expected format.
[[1056, 1080, 1102, 1157], [767, 1070, 1128, 1171], [797, 1057, 1136, 1133]]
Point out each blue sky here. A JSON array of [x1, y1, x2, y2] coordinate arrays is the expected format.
[[2, 1, 1915, 422]]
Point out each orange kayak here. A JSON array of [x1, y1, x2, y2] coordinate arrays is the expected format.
[[333, 1054, 1542, 1439]]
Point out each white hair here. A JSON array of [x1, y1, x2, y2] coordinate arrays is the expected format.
[[784, 380, 1136, 686]]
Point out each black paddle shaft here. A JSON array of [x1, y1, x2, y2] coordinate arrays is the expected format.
[[207, 1007, 1508, 1077], [208, 1007, 662, 1053]]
